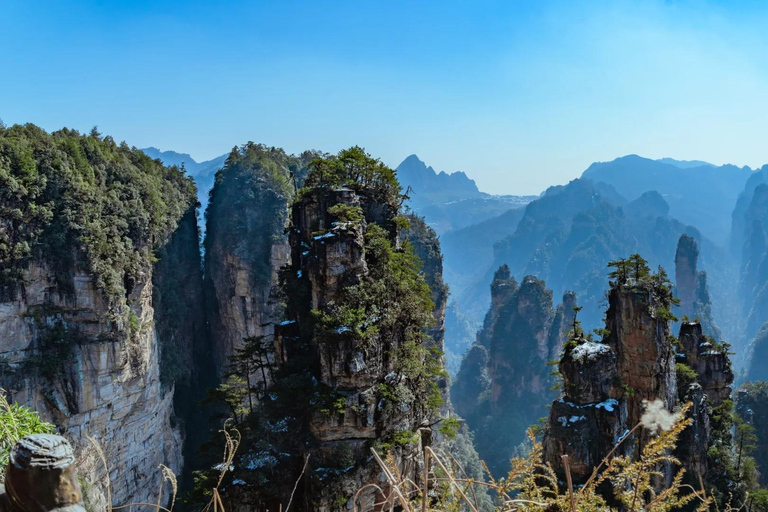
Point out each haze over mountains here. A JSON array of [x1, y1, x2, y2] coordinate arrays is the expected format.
[[7, 125, 768, 511], [144, 147, 762, 374], [142, 147, 226, 214]]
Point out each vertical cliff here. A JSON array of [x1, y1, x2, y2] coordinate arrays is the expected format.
[[452, 264, 572, 474], [544, 255, 735, 495], [675, 234, 721, 340], [153, 206, 216, 488], [203, 144, 313, 373], [204, 147, 449, 511], [0, 124, 197, 506]]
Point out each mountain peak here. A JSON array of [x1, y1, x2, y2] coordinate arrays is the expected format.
[[395, 155, 481, 205]]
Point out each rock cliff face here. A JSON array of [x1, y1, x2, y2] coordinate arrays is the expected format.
[[544, 273, 681, 482], [203, 144, 311, 373], [452, 265, 571, 474], [206, 149, 449, 511], [268, 186, 443, 510], [674, 235, 721, 340], [0, 262, 182, 506], [676, 322, 733, 481], [0, 125, 199, 507], [544, 258, 734, 490], [604, 283, 678, 429]]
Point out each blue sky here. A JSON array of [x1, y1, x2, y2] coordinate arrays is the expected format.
[[2, 0, 768, 194]]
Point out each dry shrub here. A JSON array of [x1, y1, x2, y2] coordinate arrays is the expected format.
[[358, 401, 715, 512]]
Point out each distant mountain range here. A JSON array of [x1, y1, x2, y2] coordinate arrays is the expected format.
[[582, 155, 752, 245], [395, 154, 536, 234], [143, 147, 758, 372], [142, 147, 227, 214]]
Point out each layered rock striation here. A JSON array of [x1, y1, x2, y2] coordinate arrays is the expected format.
[[0, 263, 183, 506], [0, 125, 201, 507], [544, 255, 734, 491]]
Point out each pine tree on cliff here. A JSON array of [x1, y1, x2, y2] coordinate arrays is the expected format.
[[197, 147, 449, 511], [544, 253, 751, 509]]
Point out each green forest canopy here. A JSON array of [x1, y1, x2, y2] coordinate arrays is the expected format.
[[0, 123, 196, 313]]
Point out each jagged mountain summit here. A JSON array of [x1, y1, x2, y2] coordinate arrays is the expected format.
[[456, 178, 726, 334], [395, 154, 536, 234], [451, 265, 575, 474], [396, 153, 482, 203], [674, 234, 722, 341]]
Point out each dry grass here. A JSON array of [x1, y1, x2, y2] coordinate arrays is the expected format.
[[355, 401, 717, 512]]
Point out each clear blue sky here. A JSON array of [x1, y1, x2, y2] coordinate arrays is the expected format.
[[2, 0, 768, 194]]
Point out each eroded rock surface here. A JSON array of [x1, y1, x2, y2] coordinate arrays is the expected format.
[[0, 264, 182, 507]]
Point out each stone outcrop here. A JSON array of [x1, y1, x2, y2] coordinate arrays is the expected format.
[[264, 186, 446, 510], [451, 265, 573, 474], [677, 322, 733, 407], [546, 347, 627, 481], [205, 240, 289, 373], [674, 234, 721, 340], [0, 262, 182, 507], [675, 321, 733, 480], [603, 283, 678, 430], [544, 261, 734, 490], [0, 434, 86, 512]]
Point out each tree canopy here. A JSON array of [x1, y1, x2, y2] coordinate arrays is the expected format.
[[0, 123, 196, 312]]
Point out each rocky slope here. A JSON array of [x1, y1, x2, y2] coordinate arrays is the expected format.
[[0, 125, 200, 506]]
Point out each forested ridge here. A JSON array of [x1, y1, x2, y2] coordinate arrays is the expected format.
[[0, 123, 195, 314]]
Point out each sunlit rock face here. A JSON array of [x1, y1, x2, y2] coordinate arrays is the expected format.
[[544, 272, 734, 489], [0, 262, 182, 507]]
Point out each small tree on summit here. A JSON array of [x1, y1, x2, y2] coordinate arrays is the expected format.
[[608, 258, 630, 284]]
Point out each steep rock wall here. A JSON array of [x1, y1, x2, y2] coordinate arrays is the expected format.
[[0, 263, 182, 506], [451, 264, 571, 475], [268, 184, 445, 510], [675, 234, 721, 340], [203, 144, 311, 374], [544, 261, 733, 492]]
